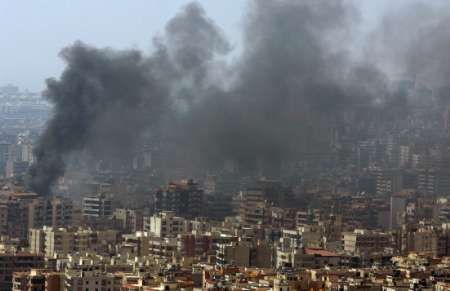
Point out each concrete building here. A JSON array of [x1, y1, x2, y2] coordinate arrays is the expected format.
[[390, 195, 406, 230], [12, 270, 45, 291], [216, 241, 250, 267], [113, 208, 141, 233], [28, 196, 74, 229], [30, 227, 118, 258], [0, 194, 73, 244], [65, 269, 122, 291], [44, 227, 74, 258], [239, 189, 271, 227], [0, 253, 44, 291], [0, 192, 38, 242], [144, 211, 186, 238], [298, 225, 323, 248], [187, 217, 212, 234], [28, 229, 45, 255], [376, 169, 403, 195], [417, 168, 436, 196], [121, 232, 150, 257], [154, 179, 204, 219], [216, 240, 272, 268], [82, 194, 113, 218], [177, 233, 212, 258], [400, 227, 450, 256], [292, 248, 341, 269], [343, 230, 392, 256], [147, 236, 178, 259], [12, 269, 63, 291]]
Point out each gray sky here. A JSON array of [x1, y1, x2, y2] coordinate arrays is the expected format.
[[0, 0, 399, 92]]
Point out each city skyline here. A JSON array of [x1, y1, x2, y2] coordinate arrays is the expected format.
[[1, 1, 450, 290]]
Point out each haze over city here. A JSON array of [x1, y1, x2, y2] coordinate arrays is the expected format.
[[0, 1, 450, 290]]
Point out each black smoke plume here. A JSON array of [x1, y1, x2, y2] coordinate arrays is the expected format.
[[27, 44, 166, 195], [179, 0, 386, 172], [27, 2, 229, 195], [29, 0, 445, 194]]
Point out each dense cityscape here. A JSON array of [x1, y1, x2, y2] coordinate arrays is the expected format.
[[1, 80, 450, 290], [3, 0, 450, 291]]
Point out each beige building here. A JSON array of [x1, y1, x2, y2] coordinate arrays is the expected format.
[[144, 211, 186, 238], [343, 229, 392, 255], [147, 236, 178, 259], [0, 253, 44, 290], [113, 208, 140, 233], [215, 239, 271, 268], [29, 228, 45, 255], [239, 189, 271, 227], [12, 269, 63, 291], [0, 192, 37, 242], [402, 227, 450, 256], [216, 241, 250, 267], [65, 270, 122, 291], [28, 196, 74, 229], [121, 232, 150, 257], [299, 224, 323, 248], [44, 227, 74, 258], [30, 227, 118, 258]]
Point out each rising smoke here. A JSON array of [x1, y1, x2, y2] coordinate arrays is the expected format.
[[28, 0, 448, 195], [27, 45, 166, 195], [368, 1, 450, 104]]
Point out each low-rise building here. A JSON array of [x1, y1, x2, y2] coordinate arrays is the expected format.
[[12, 269, 63, 291], [343, 229, 392, 256], [0, 253, 44, 290], [65, 269, 122, 291]]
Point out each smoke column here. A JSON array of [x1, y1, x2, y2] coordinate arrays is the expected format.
[[28, 0, 449, 194], [27, 2, 229, 195], [180, 0, 390, 172], [27, 44, 166, 195]]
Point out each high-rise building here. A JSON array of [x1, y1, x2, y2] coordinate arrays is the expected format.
[[44, 227, 74, 258], [0, 143, 11, 177], [375, 168, 403, 195], [205, 193, 233, 221], [29, 227, 117, 258], [27, 196, 73, 230], [113, 208, 141, 233], [390, 195, 406, 230], [0, 193, 43, 242], [417, 168, 436, 195], [28, 229, 45, 255], [239, 189, 271, 227], [399, 145, 411, 168], [82, 194, 113, 218], [154, 179, 204, 219], [0, 193, 74, 245]]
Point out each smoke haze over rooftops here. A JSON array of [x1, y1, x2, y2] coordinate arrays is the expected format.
[[24, 0, 450, 195]]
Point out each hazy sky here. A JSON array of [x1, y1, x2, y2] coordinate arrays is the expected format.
[[0, 0, 400, 92]]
